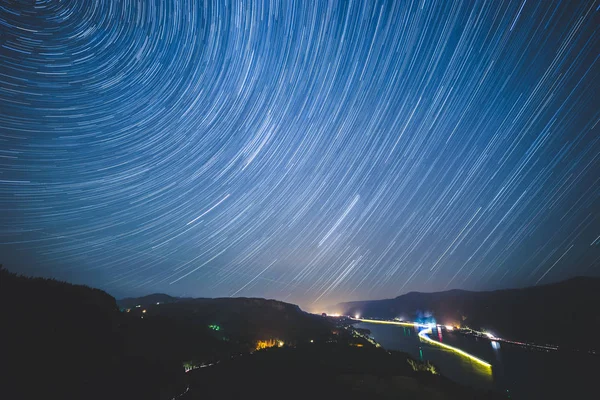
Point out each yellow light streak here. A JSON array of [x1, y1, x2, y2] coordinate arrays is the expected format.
[[352, 318, 492, 369], [353, 317, 416, 327], [418, 328, 492, 368]]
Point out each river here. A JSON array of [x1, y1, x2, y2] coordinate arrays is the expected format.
[[354, 321, 598, 399]]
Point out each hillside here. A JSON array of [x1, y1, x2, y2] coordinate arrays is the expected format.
[[334, 277, 600, 349], [185, 343, 505, 400], [0, 267, 331, 400], [0, 266, 195, 400], [122, 295, 332, 345]]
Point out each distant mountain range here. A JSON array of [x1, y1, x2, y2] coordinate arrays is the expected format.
[[333, 277, 600, 350]]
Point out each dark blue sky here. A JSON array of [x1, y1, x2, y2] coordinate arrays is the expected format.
[[1, 0, 598, 310]]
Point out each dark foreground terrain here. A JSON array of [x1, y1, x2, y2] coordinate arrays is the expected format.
[[1, 266, 503, 400], [184, 343, 504, 400]]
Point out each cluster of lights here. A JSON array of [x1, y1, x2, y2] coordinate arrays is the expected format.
[[255, 339, 285, 350]]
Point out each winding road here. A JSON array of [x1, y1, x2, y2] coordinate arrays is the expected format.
[[353, 318, 492, 368]]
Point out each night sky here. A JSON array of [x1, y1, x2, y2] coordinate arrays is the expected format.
[[1, 1, 598, 309]]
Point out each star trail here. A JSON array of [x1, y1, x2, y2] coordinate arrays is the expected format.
[[1, 0, 599, 308]]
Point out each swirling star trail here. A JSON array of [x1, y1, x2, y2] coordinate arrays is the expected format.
[[1, 1, 598, 308]]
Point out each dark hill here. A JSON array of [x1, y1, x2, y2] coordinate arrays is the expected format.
[[125, 295, 331, 344], [334, 277, 600, 349], [0, 266, 196, 400], [186, 343, 505, 400], [0, 266, 333, 400]]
